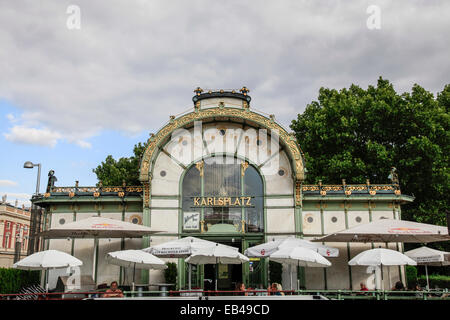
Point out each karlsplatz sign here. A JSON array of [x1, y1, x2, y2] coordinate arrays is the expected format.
[[192, 196, 253, 207]]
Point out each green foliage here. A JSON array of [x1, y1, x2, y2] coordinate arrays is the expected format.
[[0, 268, 40, 294], [291, 78, 450, 230], [406, 266, 418, 284], [268, 261, 282, 284], [418, 274, 450, 289], [93, 142, 146, 186], [164, 262, 177, 286]]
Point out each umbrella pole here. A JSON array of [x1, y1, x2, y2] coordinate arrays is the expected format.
[[388, 266, 392, 290], [425, 265, 429, 290], [289, 264, 292, 291], [381, 264, 384, 291], [132, 263, 136, 292], [92, 239, 98, 284], [188, 263, 192, 291]]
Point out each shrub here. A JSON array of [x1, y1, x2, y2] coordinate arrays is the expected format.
[[405, 265, 418, 284], [0, 268, 40, 294], [418, 274, 450, 289], [269, 261, 282, 284], [164, 262, 177, 287]]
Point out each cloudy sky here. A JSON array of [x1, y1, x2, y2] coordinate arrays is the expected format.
[[0, 0, 449, 206]]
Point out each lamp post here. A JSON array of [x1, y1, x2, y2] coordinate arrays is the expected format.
[[23, 161, 41, 255]]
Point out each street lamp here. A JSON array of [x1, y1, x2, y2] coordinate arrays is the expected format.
[[23, 161, 41, 255], [23, 161, 41, 195]]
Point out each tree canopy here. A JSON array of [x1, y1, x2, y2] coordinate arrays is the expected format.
[[290, 78, 449, 226], [92, 142, 146, 186]]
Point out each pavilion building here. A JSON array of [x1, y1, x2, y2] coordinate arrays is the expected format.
[[32, 88, 414, 291]]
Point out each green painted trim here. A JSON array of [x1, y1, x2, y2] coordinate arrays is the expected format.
[[344, 201, 353, 289], [265, 194, 294, 198], [151, 195, 179, 199], [71, 211, 76, 256]]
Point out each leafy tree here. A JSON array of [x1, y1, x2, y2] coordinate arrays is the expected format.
[[291, 78, 449, 229], [92, 142, 146, 186]]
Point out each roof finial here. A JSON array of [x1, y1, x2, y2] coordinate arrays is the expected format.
[[240, 86, 250, 95]]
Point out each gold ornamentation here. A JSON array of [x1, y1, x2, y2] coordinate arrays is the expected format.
[[394, 189, 401, 195], [295, 181, 302, 206], [200, 220, 205, 233], [369, 190, 376, 196], [68, 192, 75, 198], [143, 183, 150, 208], [320, 190, 327, 196], [241, 161, 249, 176], [93, 192, 100, 198], [195, 160, 204, 177], [345, 190, 352, 196], [44, 193, 50, 198], [118, 191, 125, 198], [241, 220, 245, 233]]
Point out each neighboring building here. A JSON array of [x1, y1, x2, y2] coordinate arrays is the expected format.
[[0, 201, 31, 268], [32, 88, 414, 290]]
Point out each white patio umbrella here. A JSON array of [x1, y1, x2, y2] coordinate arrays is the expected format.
[[143, 236, 238, 290], [106, 250, 167, 291], [404, 246, 450, 290], [13, 249, 83, 292], [185, 244, 249, 291], [269, 246, 332, 290], [348, 248, 417, 290], [245, 237, 339, 258], [40, 216, 160, 283], [315, 219, 450, 243]]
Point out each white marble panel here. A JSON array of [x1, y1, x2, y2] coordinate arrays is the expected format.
[[151, 152, 183, 196], [150, 209, 178, 233], [302, 210, 322, 235], [266, 209, 295, 233], [266, 198, 294, 207]]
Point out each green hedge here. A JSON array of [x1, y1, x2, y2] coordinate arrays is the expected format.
[[164, 262, 177, 288], [0, 268, 40, 294], [418, 274, 450, 289], [269, 261, 282, 284]]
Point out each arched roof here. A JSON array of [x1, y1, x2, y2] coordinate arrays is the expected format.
[[139, 106, 306, 182]]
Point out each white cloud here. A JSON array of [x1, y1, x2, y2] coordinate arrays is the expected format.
[[0, 0, 448, 140], [0, 180, 18, 187], [4, 125, 62, 147]]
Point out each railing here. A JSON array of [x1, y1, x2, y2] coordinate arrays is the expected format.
[[1, 289, 449, 300]]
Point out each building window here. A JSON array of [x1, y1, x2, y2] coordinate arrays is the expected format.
[[59, 218, 66, 225], [355, 216, 362, 223], [160, 170, 167, 177], [331, 216, 338, 223], [306, 216, 314, 223], [181, 156, 264, 233]]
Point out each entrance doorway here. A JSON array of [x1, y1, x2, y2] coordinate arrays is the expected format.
[[202, 239, 242, 291]]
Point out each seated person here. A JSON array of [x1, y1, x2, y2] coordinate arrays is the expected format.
[[276, 283, 285, 296], [102, 281, 124, 298]]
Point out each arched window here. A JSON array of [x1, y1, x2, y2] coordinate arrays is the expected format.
[[181, 156, 264, 233]]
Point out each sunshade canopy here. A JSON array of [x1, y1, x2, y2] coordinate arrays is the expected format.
[[314, 219, 450, 243], [185, 244, 249, 265], [39, 216, 160, 238], [348, 248, 417, 266], [404, 246, 450, 266], [269, 246, 332, 267], [245, 237, 339, 258], [106, 250, 167, 270], [143, 236, 238, 258], [13, 250, 83, 270]]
